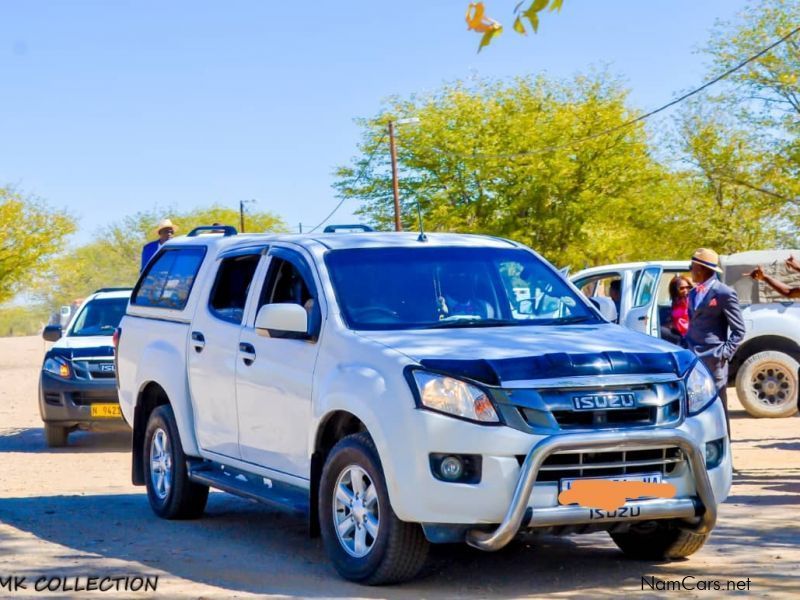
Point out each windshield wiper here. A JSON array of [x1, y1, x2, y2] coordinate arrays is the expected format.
[[549, 315, 592, 325], [425, 318, 520, 329]]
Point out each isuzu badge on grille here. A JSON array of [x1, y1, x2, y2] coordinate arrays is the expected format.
[[572, 393, 636, 411]]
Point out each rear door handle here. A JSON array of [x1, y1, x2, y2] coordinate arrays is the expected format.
[[239, 342, 256, 365], [191, 331, 205, 352]]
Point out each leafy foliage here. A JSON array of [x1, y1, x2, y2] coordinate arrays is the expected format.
[[334, 71, 793, 268], [0, 188, 76, 304], [467, 1, 564, 51]]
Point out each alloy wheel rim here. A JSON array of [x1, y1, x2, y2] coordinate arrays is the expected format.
[[751, 362, 796, 407], [332, 464, 380, 558], [150, 427, 173, 500]]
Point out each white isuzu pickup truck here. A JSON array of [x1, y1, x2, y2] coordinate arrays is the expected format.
[[116, 226, 731, 584]]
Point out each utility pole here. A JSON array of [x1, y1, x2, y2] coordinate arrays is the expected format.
[[239, 199, 255, 233], [388, 120, 402, 232]]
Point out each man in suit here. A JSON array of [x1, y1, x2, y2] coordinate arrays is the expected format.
[[686, 248, 746, 436], [141, 218, 178, 272]]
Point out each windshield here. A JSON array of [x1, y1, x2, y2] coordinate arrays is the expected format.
[[325, 247, 598, 330], [68, 297, 129, 337]]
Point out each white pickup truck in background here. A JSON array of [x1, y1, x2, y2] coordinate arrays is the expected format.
[[571, 250, 800, 418]]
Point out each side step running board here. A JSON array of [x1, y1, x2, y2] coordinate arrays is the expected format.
[[188, 461, 309, 518]]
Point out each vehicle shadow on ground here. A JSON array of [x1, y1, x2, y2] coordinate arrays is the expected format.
[[0, 427, 131, 453], [1, 492, 797, 598]]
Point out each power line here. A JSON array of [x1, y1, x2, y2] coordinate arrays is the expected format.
[[441, 24, 800, 161], [308, 133, 388, 233]]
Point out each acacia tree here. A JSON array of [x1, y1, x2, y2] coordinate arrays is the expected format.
[[0, 187, 75, 304]]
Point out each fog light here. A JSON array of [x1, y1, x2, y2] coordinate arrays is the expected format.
[[440, 456, 464, 481], [429, 453, 482, 483], [705, 438, 724, 469]]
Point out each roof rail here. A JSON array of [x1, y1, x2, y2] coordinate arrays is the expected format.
[[94, 287, 133, 294], [322, 224, 375, 233], [187, 225, 238, 237]]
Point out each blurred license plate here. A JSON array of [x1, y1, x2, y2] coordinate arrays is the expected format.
[[559, 472, 662, 492], [91, 403, 121, 418]]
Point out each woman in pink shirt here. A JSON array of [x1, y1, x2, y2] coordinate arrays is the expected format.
[[669, 275, 692, 339]]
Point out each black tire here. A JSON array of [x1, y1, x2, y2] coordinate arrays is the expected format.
[[318, 432, 429, 585], [143, 404, 208, 519], [610, 520, 711, 559], [44, 423, 68, 447], [735, 350, 799, 418]]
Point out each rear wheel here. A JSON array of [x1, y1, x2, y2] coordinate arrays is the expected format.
[[610, 520, 711, 559], [44, 423, 68, 447], [143, 405, 208, 519], [735, 351, 799, 418], [319, 432, 429, 584]]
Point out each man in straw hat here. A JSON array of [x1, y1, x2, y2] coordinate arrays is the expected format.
[[141, 218, 178, 271], [686, 248, 746, 436]]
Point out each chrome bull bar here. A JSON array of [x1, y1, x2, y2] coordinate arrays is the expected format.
[[466, 429, 717, 551]]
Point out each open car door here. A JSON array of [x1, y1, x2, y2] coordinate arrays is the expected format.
[[624, 266, 662, 336]]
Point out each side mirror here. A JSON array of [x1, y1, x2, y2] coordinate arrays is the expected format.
[[255, 304, 309, 338], [43, 325, 63, 342], [589, 297, 618, 323]]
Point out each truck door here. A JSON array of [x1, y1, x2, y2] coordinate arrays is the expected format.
[[235, 247, 321, 477], [624, 266, 662, 336], [187, 249, 263, 458]]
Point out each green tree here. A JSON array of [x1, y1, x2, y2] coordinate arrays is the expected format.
[[0, 187, 76, 304], [37, 205, 287, 308], [335, 75, 675, 267], [705, 0, 800, 205]]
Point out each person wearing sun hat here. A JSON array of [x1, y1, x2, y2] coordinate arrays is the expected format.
[[685, 248, 746, 437], [140, 218, 178, 271]]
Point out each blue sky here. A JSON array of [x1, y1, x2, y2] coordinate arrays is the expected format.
[[1, 0, 748, 244]]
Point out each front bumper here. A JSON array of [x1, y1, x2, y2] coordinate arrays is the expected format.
[[39, 371, 125, 426], [465, 428, 716, 551]]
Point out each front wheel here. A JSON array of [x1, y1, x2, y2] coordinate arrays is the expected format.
[[735, 350, 799, 418], [143, 405, 209, 519], [610, 520, 711, 559], [44, 423, 69, 447], [318, 432, 429, 584]]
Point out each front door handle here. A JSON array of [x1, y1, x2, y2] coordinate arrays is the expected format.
[[239, 342, 256, 365], [191, 331, 205, 352]]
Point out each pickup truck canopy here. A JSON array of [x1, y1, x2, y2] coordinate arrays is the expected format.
[[722, 249, 800, 304]]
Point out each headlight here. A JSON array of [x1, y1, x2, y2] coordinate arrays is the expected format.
[[685, 361, 716, 415], [411, 371, 499, 423], [43, 356, 71, 379]]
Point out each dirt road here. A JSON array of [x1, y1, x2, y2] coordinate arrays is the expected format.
[[1, 335, 798, 598]]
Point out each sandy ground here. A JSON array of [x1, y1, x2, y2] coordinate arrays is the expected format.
[[0, 335, 798, 599]]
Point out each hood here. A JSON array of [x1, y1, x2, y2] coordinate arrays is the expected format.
[[358, 323, 694, 385], [51, 335, 114, 356]]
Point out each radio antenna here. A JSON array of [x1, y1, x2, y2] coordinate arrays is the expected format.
[[416, 199, 427, 242]]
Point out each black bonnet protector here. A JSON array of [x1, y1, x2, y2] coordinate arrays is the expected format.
[[49, 346, 114, 360], [420, 349, 696, 387]]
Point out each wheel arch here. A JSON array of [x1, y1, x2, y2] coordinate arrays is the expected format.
[[309, 410, 369, 537], [730, 335, 800, 381], [132, 381, 170, 486]]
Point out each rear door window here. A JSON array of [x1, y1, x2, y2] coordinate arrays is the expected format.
[[208, 254, 261, 324], [133, 248, 206, 310]]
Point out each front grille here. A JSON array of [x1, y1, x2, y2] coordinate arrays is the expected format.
[[71, 390, 118, 405], [72, 360, 116, 380], [550, 406, 656, 428], [532, 447, 685, 482]]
